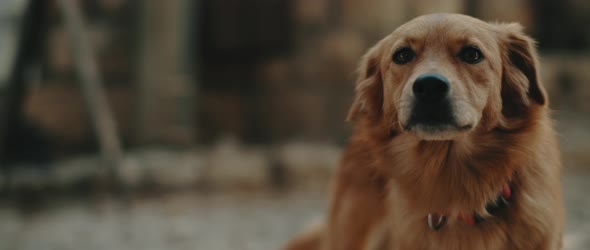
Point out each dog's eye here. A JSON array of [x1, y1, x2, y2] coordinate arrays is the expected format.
[[393, 47, 415, 65], [459, 46, 484, 64]]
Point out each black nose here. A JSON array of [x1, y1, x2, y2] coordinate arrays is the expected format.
[[412, 74, 450, 101]]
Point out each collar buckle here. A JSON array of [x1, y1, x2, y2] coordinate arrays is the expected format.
[[427, 213, 447, 231]]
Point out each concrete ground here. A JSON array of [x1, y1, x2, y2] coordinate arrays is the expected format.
[[0, 185, 326, 250], [0, 171, 588, 250]]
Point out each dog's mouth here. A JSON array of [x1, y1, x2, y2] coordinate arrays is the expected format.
[[403, 122, 473, 140], [402, 100, 473, 140]]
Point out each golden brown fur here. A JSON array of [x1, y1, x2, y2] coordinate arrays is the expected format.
[[284, 13, 564, 250]]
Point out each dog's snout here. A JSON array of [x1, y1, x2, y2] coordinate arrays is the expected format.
[[412, 74, 450, 101], [407, 73, 455, 129]]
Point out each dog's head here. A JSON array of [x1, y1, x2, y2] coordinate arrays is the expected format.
[[347, 13, 546, 141]]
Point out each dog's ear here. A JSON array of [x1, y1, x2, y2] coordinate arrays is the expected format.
[[346, 41, 385, 122], [497, 23, 547, 116]]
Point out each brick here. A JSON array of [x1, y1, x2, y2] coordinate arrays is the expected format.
[[292, 0, 331, 26]]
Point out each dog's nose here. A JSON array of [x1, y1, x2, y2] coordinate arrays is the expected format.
[[412, 74, 450, 101]]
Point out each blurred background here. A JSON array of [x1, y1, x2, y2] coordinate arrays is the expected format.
[[0, 0, 589, 249]]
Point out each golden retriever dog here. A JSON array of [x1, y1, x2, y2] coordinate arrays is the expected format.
[[284, 13, 564, 250]]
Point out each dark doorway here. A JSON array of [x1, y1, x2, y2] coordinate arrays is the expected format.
[[194, 0, 293, 144]]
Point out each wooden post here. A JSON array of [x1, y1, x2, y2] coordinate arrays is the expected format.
[[56, 0, 125, 190], [135, 0, 196, 145]]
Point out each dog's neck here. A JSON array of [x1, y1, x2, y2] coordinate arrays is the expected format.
[[337, 115, 552, 237], [354, 110, 547, 219], [426, 180, 513, 230]]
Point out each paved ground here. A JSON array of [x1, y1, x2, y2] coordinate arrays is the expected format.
[[562, 171, 590, 249], [0, 185, 327, 250], [0, 172, 589, 250]]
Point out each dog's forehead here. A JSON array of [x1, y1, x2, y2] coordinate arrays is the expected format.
[[391, 14, 495, 43]]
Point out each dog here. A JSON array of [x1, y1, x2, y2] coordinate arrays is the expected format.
[[284, 13, 564, 250]]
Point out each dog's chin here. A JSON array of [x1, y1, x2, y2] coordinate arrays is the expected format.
[[405, 124, 472, 141]]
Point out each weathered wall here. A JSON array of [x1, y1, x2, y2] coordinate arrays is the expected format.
[[18, 0, 590, 155]]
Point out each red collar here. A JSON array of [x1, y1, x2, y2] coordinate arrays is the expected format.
[[427, 182, 512, 231]]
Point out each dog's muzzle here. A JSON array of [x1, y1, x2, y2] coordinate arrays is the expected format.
[[407, 73, 456, 127]]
